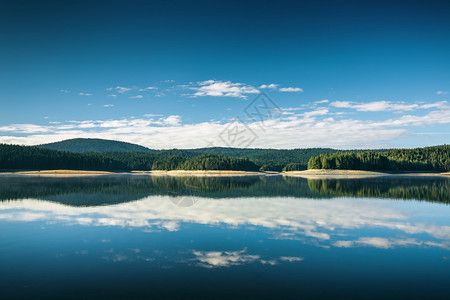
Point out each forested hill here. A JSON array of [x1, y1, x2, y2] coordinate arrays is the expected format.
[[37, 138, 338, 171], [162, 147, 337, 171], [0, 144, 259, 171], [1, 142, 335, 172], [307, 145, 450, 172], [38, 138, 336, 162], [39, 138, 153, 153], [1, 142, 449, 172]]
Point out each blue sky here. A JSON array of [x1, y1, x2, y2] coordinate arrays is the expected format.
[[1, 0, 450, 149]]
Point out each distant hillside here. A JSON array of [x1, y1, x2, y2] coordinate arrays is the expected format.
[[175, 147, 338, 171], [37, 138, 338, 170], [307, 145, 450, 172], [39, 138, 152, 153], [0, 144, 258, 172], [2, 140, 447, 172]]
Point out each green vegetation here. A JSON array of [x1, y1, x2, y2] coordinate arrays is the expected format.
[[184, 147, 336, 170], [39, 138, 153, 153], [0, 144, 260, 171], [37, 138, 338, 171], [0, 144, 126, 171], [2, 139, 449, 172], [1, 140, 337, 171], [307, 145, 450, 172]]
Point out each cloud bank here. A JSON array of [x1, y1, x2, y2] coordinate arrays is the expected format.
[[0, 100, 448, 149], [191, 80, 260, 98]]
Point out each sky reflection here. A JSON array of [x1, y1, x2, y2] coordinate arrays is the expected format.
[[1, 195, 449, 250]]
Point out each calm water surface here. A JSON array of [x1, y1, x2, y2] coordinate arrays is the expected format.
[[0, 174, 449, 299]]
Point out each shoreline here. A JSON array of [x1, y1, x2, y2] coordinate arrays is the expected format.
[[9, 170, 117, 177], [4, 169, 266, 177], [131, 170, 266, 177], [282, 169, 450, 179], [2, 169, 449, 178]]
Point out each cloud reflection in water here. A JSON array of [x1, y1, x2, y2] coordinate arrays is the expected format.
[[1, 195, 450, 250]]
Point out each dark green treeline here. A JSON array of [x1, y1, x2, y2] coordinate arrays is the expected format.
[[2, 143, 449, 172], [307, 145, 450, 172], [1, 143, 332, 171]]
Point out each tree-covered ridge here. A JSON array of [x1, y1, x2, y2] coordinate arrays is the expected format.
[[0, 144, 127, 171], [1, 142, 338, 171], [37, 138, 339, 171], [0, 144, 260, 171], [39, 138, 153, 153], [183, 147, 337, 169], [307, 145, 450, 172], [2, 143, 449, 172], [152, 154, 260, 171]]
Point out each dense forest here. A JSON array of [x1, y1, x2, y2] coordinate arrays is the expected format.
[[40, 138, 153, 153], [0, 144, 259, 171], [2, 139, 340, 171], [2, 140, 449, 172], [37, 138, 337, 171], [0, 144, 126, 171], [307, 145, 450, 172]]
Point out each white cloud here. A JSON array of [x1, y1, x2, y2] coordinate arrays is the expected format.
[[130, 95, 143, 99], [107, 86, 133, 93], [0, 124, 53, 134], [279, 87, 303, 92], [60, 89, 70, 93], [191, 80, 260, 98], [330, 101, 353, 108], [333, 237, 422, 249], [279, 256, 304, 262], [143, 114, 163, 117], [192, 249, 260, 268], [280, 107, 304, 112], [108, 94, 117, 98], [303, 108, 329, 118], [437, 91, 448, 95], [315, 99, 329, 104], [0, 100, 449, 148], [192, 250, 304, 268], [160, 115, 181, 125], [330, 100, 448, 112], [104, 104, 114, 107], [259, 84, 279, 89], [79, 92, 93, 96], [377, 108, 450, 127], [139, 86, 157, 91]]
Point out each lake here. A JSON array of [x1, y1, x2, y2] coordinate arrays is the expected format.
[[0, 174, 449, 299]]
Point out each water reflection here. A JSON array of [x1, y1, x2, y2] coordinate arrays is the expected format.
[[1, 175, 450, 299], [1, 195, 449, 250], [1, 174, 449, 250], [1, 174, 449, 204]]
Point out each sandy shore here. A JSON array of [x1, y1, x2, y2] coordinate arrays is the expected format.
[[6, 169, 449, 178], [283, 169, 450, 179], [12, 170, 117, 177], [131, 170, 266, 177], [8, 169, 265, 177]]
